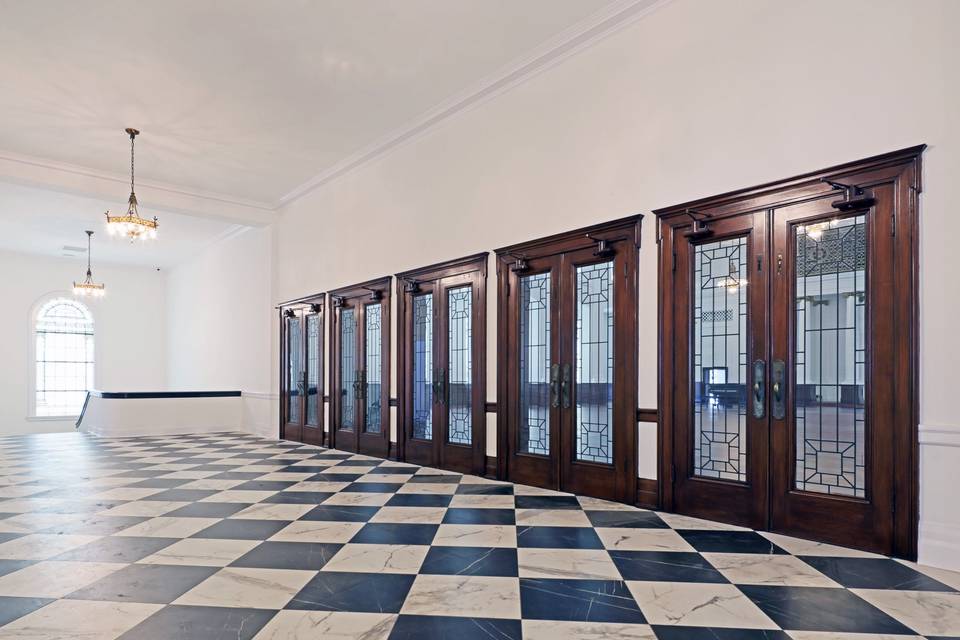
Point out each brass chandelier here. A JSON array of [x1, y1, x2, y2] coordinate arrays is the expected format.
[[105, 128, 158, 241], [73, 230, 105, 297]]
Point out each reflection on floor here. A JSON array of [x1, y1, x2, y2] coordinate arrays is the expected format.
[[0, 431, 956, 639]]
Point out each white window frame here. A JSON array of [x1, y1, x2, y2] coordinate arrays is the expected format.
[[27, 292, 98, 420]]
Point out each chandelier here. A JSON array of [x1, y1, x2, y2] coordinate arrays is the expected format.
[[105, 128, 158, 241], [73, 230, 105, 297]]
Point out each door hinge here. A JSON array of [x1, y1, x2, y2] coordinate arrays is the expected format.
[[757, 255, 762, 272], [670, 463, 676, 485], [891, 210, 896, 236], [672, 250, 677, 272], [505, 282, 510, 296]]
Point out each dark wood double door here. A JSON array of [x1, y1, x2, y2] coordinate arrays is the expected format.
[[658, 147, 923, 556], [279, 296, 324, 445], [329, 277, 391, 458], [497, 217, 641, 503], [397, 254, 487, 475]]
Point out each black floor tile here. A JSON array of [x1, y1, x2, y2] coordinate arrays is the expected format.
[[442, 508, 516, 525], [288, 572, 415, 613], [0, 596, 53, 627], [374, 466, 420, 475], [0, 560, 34, 578], [311, 473, 364, 482], [301, 505, 381, 522], [455, 484, 514, 495], [386, 493, 452, 507], [342, 482, 404, 493], [516, 526, 603, 549], [66, 564, 218, 604], [739, 585, 915, 634], [419, 547, 518, 577], [800, 556, 957, 591], [609, 550, 729, 583], [677, 530, 787, 554], [231, 481, 298, 492], [128, 478, 192, 489], [388, 615, 521, 640], [117, 605, 277, 640], [585, 510, 669, 528], [53, 536, 178, 563], [230, 541, 341, 571], [166, 502, 252, 518], [406, 474, 461, 484], [208, 471, 266, 480], [192, 519, 291, 540], [519, 578, 646, 623], [351, 523, 438, 545], [515, 495, 582, 510], [262, 491, 334, 504]]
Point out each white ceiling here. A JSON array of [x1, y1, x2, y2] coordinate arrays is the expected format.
[[0, 182, 241, 268], [0, 0, 617, 205]]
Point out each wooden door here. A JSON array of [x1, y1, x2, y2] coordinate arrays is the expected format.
[[769, 181, 897, 553], [329, 277, 392, 457], [281, 309, 305, 443], [401, 280, 439, 467], [497, 216, 640, 503], [668, 213, 770, 529], [301, 305, 324, 446]]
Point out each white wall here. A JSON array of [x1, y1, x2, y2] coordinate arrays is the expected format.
[[0, 249, 166, 435], [271, 0, 960, 568], [166, 226, 274, 436]]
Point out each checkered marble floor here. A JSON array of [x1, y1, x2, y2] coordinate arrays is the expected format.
[[0, 432, 956, 639]]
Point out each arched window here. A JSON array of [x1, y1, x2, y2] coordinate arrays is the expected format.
[[33, 297, 94, 417]]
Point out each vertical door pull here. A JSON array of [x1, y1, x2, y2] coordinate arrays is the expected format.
[[550, 363, 560, 408], [752, 360, 765, 419], [561, 363, 572, 409], [438, 368, 447, 405], [772, 359, 786, 420]]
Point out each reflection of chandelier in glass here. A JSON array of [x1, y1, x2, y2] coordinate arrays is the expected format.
[[73, 230, 105, 297], [105, 128, 158, 241]]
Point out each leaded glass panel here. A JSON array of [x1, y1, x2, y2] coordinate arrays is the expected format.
[[286, 316, 302, 425], [519, 272, 550, 456], [575, 262, 613, 464], [794, 215, 867, 497], [693, 237, 748, 482], [447, 286, 472, 446], [412, 294, 433, 440], [364, 303, 383, 434], [340, 308, 356, 430], [305, 314, 320, 426]]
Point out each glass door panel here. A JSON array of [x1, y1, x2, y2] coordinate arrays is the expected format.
[[412, 294, 434, 441], [305, 313, 320, 428], [363, 303, 383, 434], [286, 314, 303, 427], [574, 261, 613, 465], [692, 237, 748, 482], [339, 307, 357, 431], [518, 271, 552, 456], [447, 286, 472, 446]]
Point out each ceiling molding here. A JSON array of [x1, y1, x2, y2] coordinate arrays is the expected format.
[[275, 0, 673, 208], [0, 149, 277, 227]]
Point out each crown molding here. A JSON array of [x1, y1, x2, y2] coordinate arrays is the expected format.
[[0, 149, 277, 226], [275, 0, 674, 208]]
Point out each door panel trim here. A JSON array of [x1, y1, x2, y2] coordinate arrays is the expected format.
[[655, 145, 924, 558], [278, 294, 325, 446]]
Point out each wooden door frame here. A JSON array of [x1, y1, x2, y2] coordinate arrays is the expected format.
[[277, 293, 325, 445], [495, 215, 642, 504], [395, 253, 488, 474], [328, 276, 392, 457], [654, 145, 924, 558]]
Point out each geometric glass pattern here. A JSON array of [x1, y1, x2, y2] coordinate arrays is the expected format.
[[794, 214, 867, 497], [412, 294, 433, 441], [305, 313, 320, 426], [519, 272, 550, 456], [447, 286, 472, 446], [693, 237, 748, 482], [34, 298, 94, 416], [575, 262, 613, 464], [364, 303, 383, 434], [286, 316, 302, 425], [340, 308, 356, 431]]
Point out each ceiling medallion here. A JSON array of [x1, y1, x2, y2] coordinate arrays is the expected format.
[[73, 230, 105, 297], [105, 128, 158, 241]]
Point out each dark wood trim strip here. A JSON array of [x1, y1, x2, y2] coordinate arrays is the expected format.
[[484, 402, 497, 413], [636, 478, 658, 510], [485, 456, 497, 479], [636, 408, 658, 423], [92, 390, 241, 399], [389, 398, 398, 408], [276, 292, 326, 308]]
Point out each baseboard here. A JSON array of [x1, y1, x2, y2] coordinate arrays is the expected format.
[[918, 519, 960, 572], [636, 477, 658, 509], [486, 456, 497, 479]]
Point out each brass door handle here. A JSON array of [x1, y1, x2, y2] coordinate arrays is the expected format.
[[752, 360, 765, 419], [549, 364, 560, 408], [772, 360, 785, 420], [561, 363, 572, 409]]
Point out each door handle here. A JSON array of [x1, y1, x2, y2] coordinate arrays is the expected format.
[[561, 363, 572, 409], [752, 360, 765, 419], [437, 368, 447, 405], [549, 363, 560, 408], [772, 359, 785, 420]]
